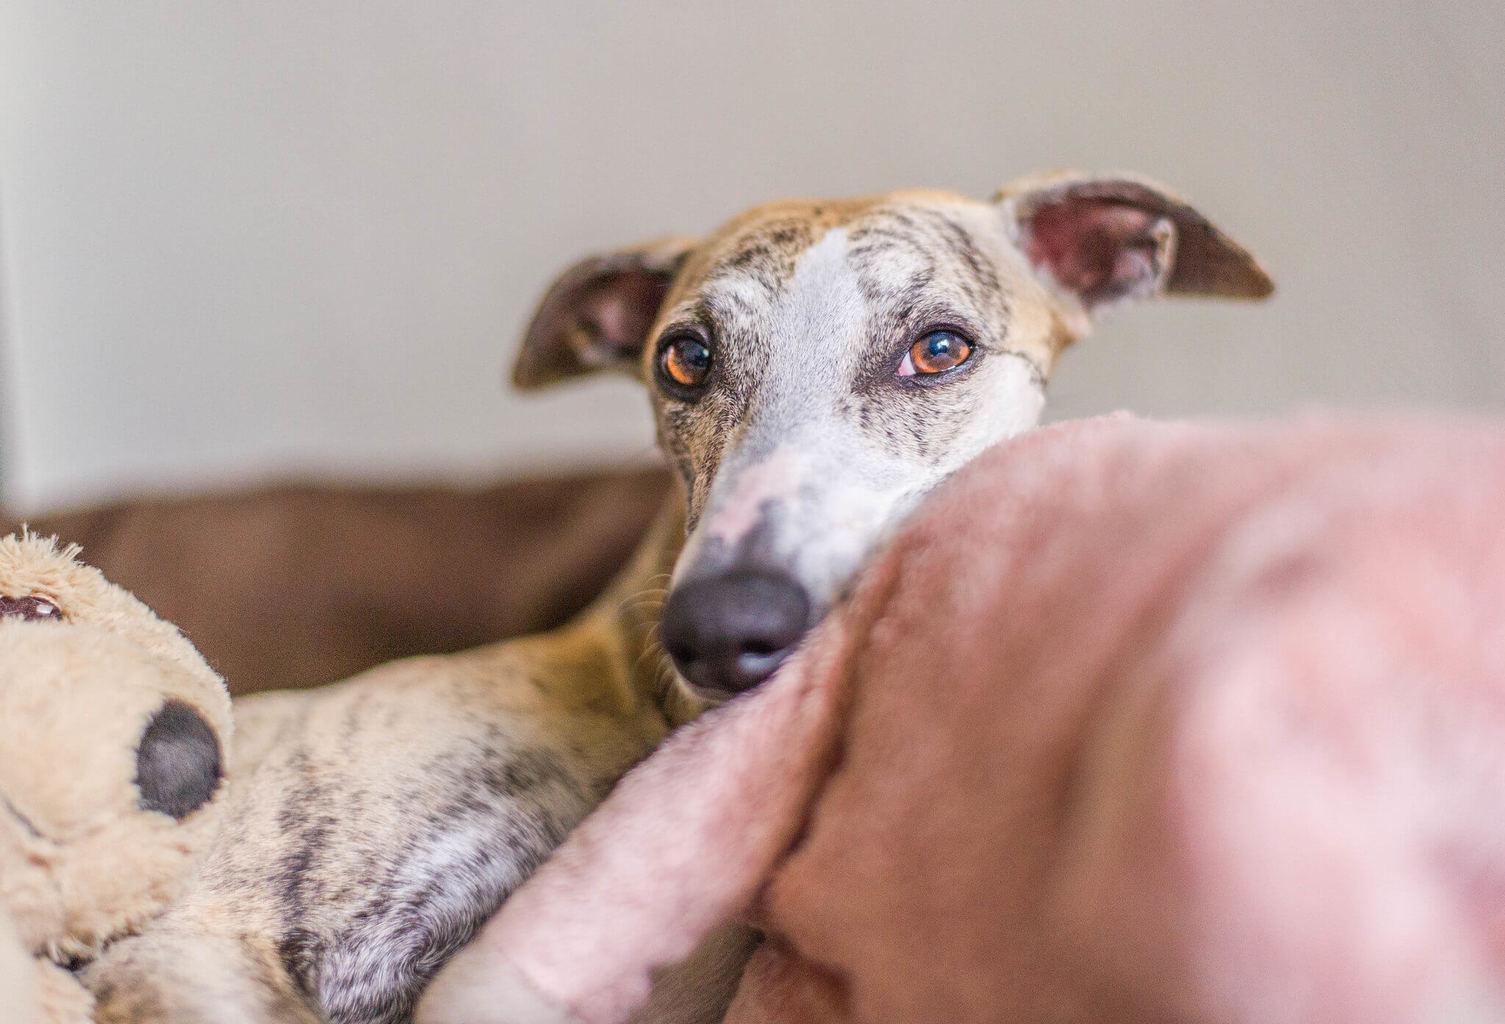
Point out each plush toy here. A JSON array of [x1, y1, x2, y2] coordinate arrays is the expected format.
[[0, 532, 233, 1024]]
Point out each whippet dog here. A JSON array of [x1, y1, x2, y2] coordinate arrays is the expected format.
[[85, 172, 1270, 1024]]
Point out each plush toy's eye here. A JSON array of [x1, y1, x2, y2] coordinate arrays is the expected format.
[[656, 332, 713, 396], [898, 329, 974, 378], [0, 595, 62, 621], [135, 700, 223, 820]]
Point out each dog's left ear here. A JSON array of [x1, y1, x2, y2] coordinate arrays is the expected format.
[[513, 236, 698, 389], [995, 172, 1273, 314]]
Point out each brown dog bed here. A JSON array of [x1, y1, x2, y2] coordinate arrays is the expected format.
[[2, 467, 670, 695]]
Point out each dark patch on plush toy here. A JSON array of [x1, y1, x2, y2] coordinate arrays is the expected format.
[[135, 700, 223, 819], [0, 595, 62, 621]]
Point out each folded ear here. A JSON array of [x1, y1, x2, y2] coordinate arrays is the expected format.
[[995, 172, 1273, 313], [512, 236, 698, 389]]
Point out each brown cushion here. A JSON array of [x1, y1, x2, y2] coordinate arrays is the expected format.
[[3, 468, 670, 695]]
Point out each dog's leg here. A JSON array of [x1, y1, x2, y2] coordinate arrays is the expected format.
[[86, 927, 321, 1024], [83, 507, 693, 1024], [417, 610, 859, 1024]]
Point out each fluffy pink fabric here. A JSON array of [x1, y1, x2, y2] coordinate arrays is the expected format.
[[420, 414, 1505, 1024]]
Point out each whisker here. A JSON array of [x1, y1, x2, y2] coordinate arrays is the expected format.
[[618, 586, 670, 618], [633, 635, 671, 680]]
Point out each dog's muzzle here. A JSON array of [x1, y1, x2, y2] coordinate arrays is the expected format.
[[658, 569, 811, 699]]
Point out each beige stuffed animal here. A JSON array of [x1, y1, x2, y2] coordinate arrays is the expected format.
[[0, 533, 233, 1023]]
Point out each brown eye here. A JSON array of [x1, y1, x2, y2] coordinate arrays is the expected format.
[[657, 333, 713, 393], [899, 330, 973, 377]]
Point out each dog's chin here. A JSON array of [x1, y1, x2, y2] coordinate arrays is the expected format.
[[663, 675, 720, 724], [682, 681, 739, 706], [669, 673, 732, 707]]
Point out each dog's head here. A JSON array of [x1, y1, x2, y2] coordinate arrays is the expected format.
[[515, 172, 1271, 700]]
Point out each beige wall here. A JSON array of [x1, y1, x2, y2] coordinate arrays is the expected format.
[[2, 1, 1502, 510]]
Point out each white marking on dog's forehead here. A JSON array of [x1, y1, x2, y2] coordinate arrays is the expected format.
[[696, 227, 869, 363], [701, 217, 944, 360], [781, 227, 861, 326], [786, 220, 931, 308], [791, 225, 851, 277], [757, 227, 870, 401]]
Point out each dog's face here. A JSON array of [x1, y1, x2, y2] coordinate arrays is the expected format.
[[516, 172, 1271, 699]]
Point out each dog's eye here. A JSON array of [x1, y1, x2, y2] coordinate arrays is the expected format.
[[898, 330, 973, 377], [657, 333, 713, 394]]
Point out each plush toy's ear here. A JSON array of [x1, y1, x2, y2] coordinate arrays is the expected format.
[[512, 236, 698, 389], [995, 172, 1273, 313]]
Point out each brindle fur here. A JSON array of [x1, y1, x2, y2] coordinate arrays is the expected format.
[[85, 173, 1269, 1024], [87, 509, 692, 1024]]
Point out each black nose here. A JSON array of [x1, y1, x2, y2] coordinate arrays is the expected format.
[[659, 570, 811, 698]]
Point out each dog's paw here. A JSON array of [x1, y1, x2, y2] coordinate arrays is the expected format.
[[417, 950, 581, 1024]]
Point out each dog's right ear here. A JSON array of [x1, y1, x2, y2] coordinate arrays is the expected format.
[[512, 237, 697, 389]]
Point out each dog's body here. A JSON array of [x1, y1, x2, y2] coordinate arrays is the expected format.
[[85, 509, 697, 1024], [86, 173, 1269, 1024]]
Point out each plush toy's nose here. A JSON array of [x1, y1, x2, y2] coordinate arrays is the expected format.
[[659, 569, 811, 699], [135, 700, 223, 820]]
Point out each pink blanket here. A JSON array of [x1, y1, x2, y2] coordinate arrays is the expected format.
[[420, 414, 1505, 1024]]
